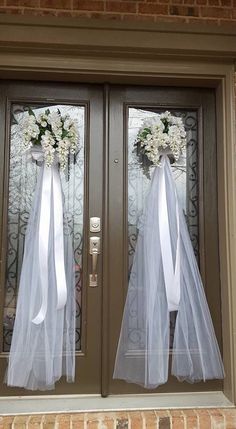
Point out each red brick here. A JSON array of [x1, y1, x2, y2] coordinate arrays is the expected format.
[[70, 414, 85, 423], [116, 412, 129, 421], [40, 0, 71, 8], [101, 419, 114, 429], [71, 419, 84, 429], [116, 412, 129, 429], [170, 4, 199, 15], [171, 0, 184, 5], [196, 410, 211, 429], [172, 417, 185, 429], [28, 415, 43, 429], [43, 414, 58, 429], [143, 411, 157, 429], [209, 409, 225, 428], [106, 1, 136, 13], [185, 414, 198, 429], [208, 0, 220, 5], [116, 418, 129, 429], [159, 417, 171, 429], [196, 0, 207, 4], [155, 411, 170, 418], [56, 415, 71, 429], [2, 416, 14, 429], [156, 411, 171, 429], [25, 7, 58, 14], [138, 3, 169, 14], [7, 0, 39, 6], [73, 0, 104, 10], [12, 416, 30, 429], [223, 409, 236, 429], [170, 411, 185, 429], [87, 421, 99, 429], [85, 412, 114, 429], [129, 411, 143, 429], [201, 5, 232, 17], [183, 0, 195, 5]]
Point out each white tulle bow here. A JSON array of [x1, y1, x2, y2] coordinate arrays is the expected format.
[[113, 154, 225, 388], [31, 149, 67, 325]]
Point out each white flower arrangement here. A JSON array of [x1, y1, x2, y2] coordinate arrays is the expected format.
[[21, 108, 79, 170], [135, 111, 186, 166]]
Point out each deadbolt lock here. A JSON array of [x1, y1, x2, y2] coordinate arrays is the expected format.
[[90, 217, 101, 233]]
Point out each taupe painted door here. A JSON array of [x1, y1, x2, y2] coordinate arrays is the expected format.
[[0, 82, 104, 395], [107, 85, 223, 395], [0, 82, 222, 396]]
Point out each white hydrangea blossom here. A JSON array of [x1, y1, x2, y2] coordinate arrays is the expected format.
[[136, 111, 186, 166], [21, 115, 40, 149], [21, 108, 79, 170], [41, 130, 56, 168]]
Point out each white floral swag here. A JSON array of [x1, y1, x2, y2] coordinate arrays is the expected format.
[[21, 108, 79, 170], [135, 111, 186, 166]]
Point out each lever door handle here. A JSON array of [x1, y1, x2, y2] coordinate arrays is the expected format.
[[91, 251, 98, 280], [89, 237, 101, 287]]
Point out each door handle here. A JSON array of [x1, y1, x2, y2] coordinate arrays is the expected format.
[[89, 237, 101, 287]]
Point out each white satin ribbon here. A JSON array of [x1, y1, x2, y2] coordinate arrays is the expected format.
[[52, 167, 67, 311], [158, 155, 180, 312], [31, 151, 67, 325]]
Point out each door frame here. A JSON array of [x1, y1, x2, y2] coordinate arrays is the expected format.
[[0, 15, 235, 408]]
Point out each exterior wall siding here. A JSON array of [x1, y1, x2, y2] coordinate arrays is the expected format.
[[0, 0, 235, 25]]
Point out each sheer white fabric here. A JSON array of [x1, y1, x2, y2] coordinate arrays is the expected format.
[[113, 155, 225, 388], [6, 163, 75, 391]]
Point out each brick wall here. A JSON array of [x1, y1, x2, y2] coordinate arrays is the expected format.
[[0, 0, 235, 25], [2, 409, 236, 428]]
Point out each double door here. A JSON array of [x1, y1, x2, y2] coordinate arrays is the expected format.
[[0, 82, 222, 396]]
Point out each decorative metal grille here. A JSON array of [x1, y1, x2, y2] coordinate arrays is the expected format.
[[3, 104, 85, 352], [127, 108, 198, 351]]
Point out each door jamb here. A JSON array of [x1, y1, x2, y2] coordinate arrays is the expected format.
[[0, 16, 235, 406]]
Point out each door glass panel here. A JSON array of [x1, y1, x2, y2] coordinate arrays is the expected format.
[[127, 107, 198, 351], [3, 104, 85, 353]]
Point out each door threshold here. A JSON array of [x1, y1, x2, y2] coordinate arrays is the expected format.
[[0, 391, 233, 415]]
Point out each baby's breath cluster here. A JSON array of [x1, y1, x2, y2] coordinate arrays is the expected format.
[[21, 108, 79, 170], [136, 111, 186, 166]]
